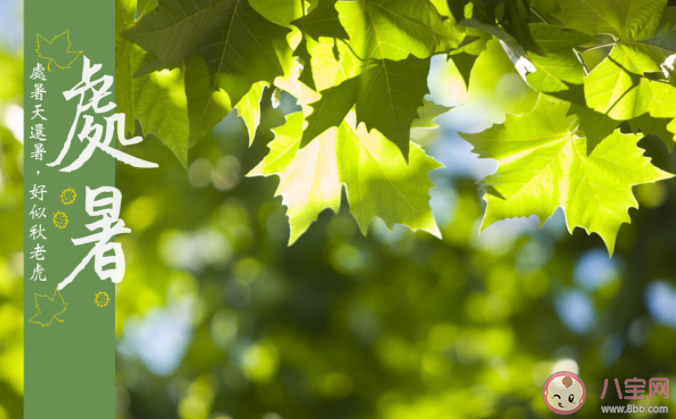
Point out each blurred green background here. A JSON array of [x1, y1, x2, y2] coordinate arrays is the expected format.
[[3, 1, 676, 418]]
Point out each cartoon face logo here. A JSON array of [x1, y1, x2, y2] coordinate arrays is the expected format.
[[543, 371, 586, 415]]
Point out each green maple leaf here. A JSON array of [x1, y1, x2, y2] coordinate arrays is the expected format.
[[637, 7, 676, 71], [501, 0, 544, 55], [584, 46, 676, 121], [337, 114, 442, 237], [447, 24, 492, 88], [36, 30, 83, 71], [574, 105, 622, 153], [460, 95, 673, 254], [450, 52, 478, 88], [557, 1, 676, 124], [338, 0, 463, 62], [412, 99, 452, 129], [133, 52, 168, 77], [112, 0, 676, 252], [116, 0, 191, 168], [445, 0, 506, 88], [298, 36, 360, 144], [236, 81, 268, 145], [554, 0, 665, 39], [353, 56, 432, 159], [135, 69, 191, 165], [290, 0, 349, 91], [299, 0, 462, 160], [442, 0, 470, 23], [29, 288, 67, 327], [249, 0, 310, 27], [629, 113, 676, 151], [548, 84, 621, 153], [525, 24, 595, 93], [302, 56, 431, 160], [249, 111, 441, 244], [462, 20, 592, 95], [124, 0, 293, 145], [293, 37, 318, 91], [250, 113, 342, 243], [291, 0, 348, 41]]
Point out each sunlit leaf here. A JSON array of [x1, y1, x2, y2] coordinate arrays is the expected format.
[[250, 111, 441, 243], [125, 0, 292, 145], [116, 0, 190, 167], [554, 0, 666, 39], [460, 95, 672, 254]]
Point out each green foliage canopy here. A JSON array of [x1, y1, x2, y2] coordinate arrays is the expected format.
[[117, 0, 676, 253]]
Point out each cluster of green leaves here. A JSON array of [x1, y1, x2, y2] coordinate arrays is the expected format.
[[117, 0, 676, 252]]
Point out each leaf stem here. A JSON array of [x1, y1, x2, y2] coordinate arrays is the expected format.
[[571, 43, 617, 74], [573, 48, 590, 74], [575, 42, 617, 52]]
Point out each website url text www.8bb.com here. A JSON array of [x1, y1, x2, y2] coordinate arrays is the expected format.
[[601, 404, 668, 414]]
